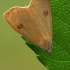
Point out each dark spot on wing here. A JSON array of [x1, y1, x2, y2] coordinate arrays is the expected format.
[[17, 24, 23, 29], [44, 10, 48, 16]]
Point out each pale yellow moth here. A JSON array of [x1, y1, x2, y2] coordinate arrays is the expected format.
[[4, 0, 52, 53]]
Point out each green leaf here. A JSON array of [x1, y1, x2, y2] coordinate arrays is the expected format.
[[21, 0, 70, 70]]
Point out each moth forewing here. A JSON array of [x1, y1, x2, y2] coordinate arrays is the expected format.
[[30, 0, 52, 52]]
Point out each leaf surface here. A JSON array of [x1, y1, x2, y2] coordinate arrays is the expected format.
[[21, 0, 70, 70]]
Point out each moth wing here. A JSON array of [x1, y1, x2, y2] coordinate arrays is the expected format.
[[4, 6, 42, 46], [31, 0, 52, 52]]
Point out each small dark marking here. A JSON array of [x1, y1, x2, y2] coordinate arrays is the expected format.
[[44, 11, 48, 16], [17, 24, 23, 29]]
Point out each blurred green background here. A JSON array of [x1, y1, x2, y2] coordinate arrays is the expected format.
[[0, 0, 47, 70]]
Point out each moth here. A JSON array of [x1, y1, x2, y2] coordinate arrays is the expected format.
[[4, 0, 52, 53]]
